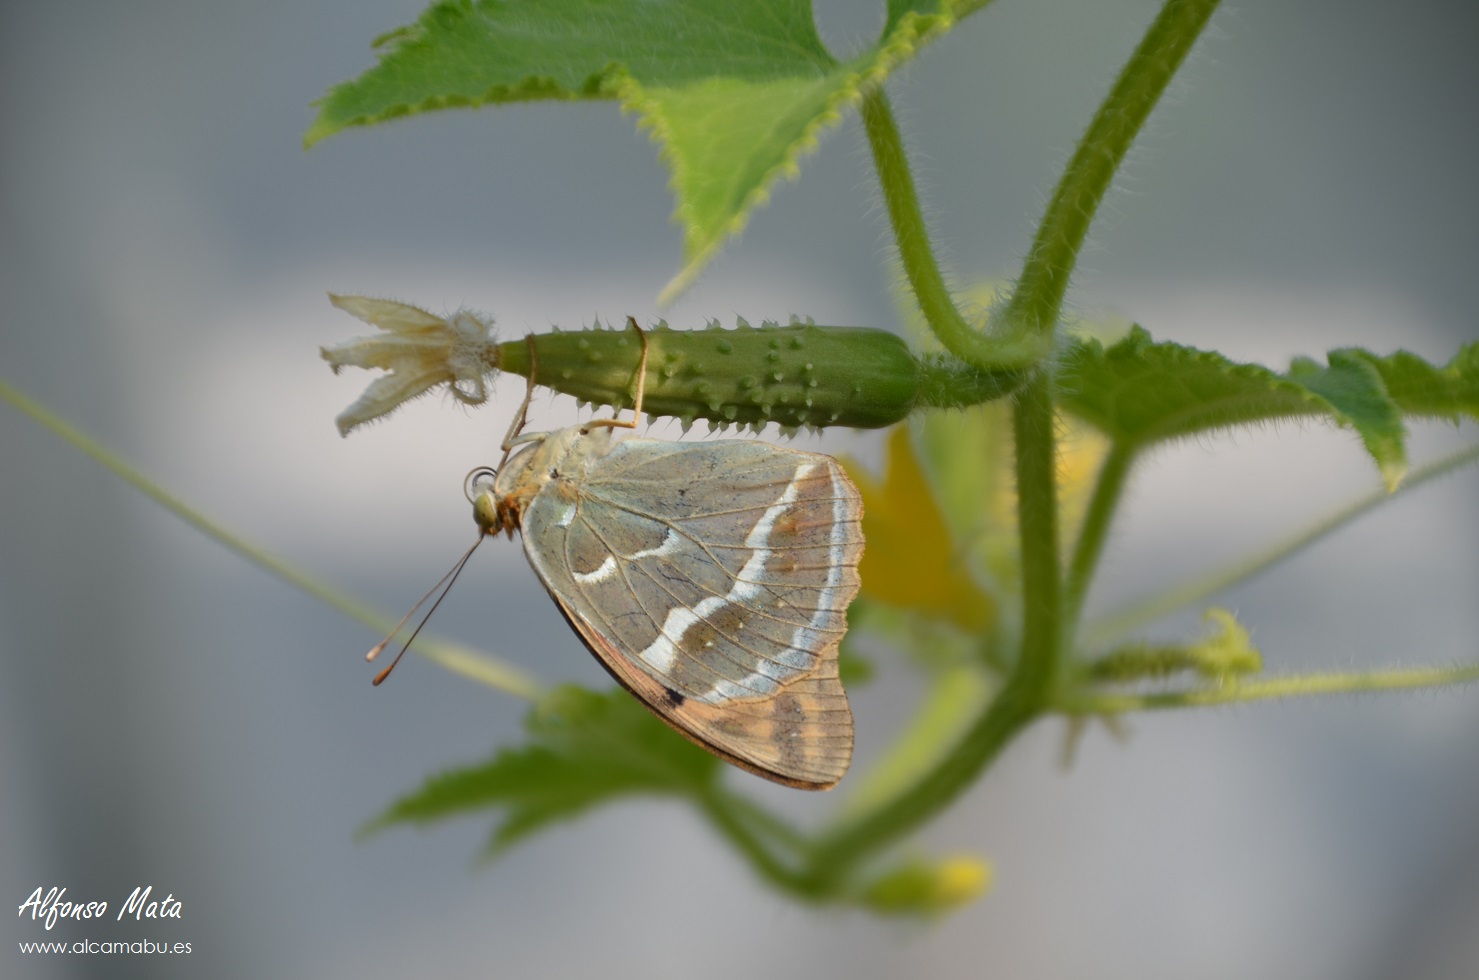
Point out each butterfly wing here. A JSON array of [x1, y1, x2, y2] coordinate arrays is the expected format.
[[519, 437, 862, 789]]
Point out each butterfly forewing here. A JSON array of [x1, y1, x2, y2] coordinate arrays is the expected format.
[[518, 436, 863, 788]]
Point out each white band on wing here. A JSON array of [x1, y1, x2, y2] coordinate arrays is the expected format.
[[637, 464, 818, 701]]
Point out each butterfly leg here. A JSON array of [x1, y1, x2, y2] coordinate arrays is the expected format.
[[499, 334, 542, 457], [584, 316, 649, 433]]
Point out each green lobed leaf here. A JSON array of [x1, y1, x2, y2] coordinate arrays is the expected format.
[[1344, 343, 1479, 421], [307, 0, 961, 301], [1284, 350, 1405, 484], [1058, 328, 1479, 488], [362, 685, 718, 858]]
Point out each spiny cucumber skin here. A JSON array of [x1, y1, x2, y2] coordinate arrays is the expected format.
[[496, 321, 930, 429]]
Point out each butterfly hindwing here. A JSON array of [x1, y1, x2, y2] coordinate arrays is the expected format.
[[518, 437, 862, 788]]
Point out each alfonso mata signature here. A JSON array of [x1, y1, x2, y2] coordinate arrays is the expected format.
[[18, 886, 183, 931]]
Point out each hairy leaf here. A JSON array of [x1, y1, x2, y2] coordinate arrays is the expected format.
[[363, 686, 718, 857], [307, 0, 961, 300], [1058, 327, 1479, 488], [1345, 343, 1479, 421]]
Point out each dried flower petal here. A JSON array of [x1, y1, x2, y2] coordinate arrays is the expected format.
[[320, 294, 499, 435]]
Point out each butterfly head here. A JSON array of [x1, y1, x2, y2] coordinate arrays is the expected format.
[[465, 466, 510, 537]]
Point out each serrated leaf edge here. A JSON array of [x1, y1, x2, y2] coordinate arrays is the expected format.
[[1058, 328, 1479, 488], [304, 4, 619, 148], [644, 9, 955, 305]]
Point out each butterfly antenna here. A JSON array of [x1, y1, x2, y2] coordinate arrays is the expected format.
[[363, 537, 479, 663], [367, 536, 483, 685]]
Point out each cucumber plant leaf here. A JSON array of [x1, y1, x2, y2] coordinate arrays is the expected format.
[[1344, 343, 1479, 421], [306, 0, 961, 302], [362, 686, 718, 858], [1058, 327, 1479, 489]]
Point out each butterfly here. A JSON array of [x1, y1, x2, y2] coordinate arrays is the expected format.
[[373, 320, 864, 789]]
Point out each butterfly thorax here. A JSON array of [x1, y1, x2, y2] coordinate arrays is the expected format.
[[474, 425, 616, 538]]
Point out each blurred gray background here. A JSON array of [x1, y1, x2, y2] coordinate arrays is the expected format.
[[3, 1, 1477, 977]]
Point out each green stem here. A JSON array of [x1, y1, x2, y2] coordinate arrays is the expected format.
[[1085, 441, 1479, 647], [804, 669, 1036, 896], [404, 638, 543, 701], [720, 790, 810, 855], [861, 90, 983, 363], [0, 378, 541, 700], [1010, 374, 1065, 704], [1059, 663, 1479, 714], [860, 89, 1050, 370], [1004, 0, 1220, 335], [792, 4, 1225, 892], [1063, 442, 1136, 632], [801, 374, 1064, 893], [696, 786, 809, 895]]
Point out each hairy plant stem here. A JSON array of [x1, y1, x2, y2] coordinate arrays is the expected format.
[[860, 90, 1050, 370], [791, 0, 1226, 899], [1086, 441, 1479, 647], [1003, 0, 1221, 335], [860, 90, 979, 362], [1011, 375, 1066, 701], [802, 669, 1039, 896], [1059, 662, 1479, 714], [797, 374, 1063, 896], [1063, 442, 1136, 638]]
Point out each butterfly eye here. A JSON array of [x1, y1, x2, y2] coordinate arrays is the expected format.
[[463, 466, 498, 503]]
